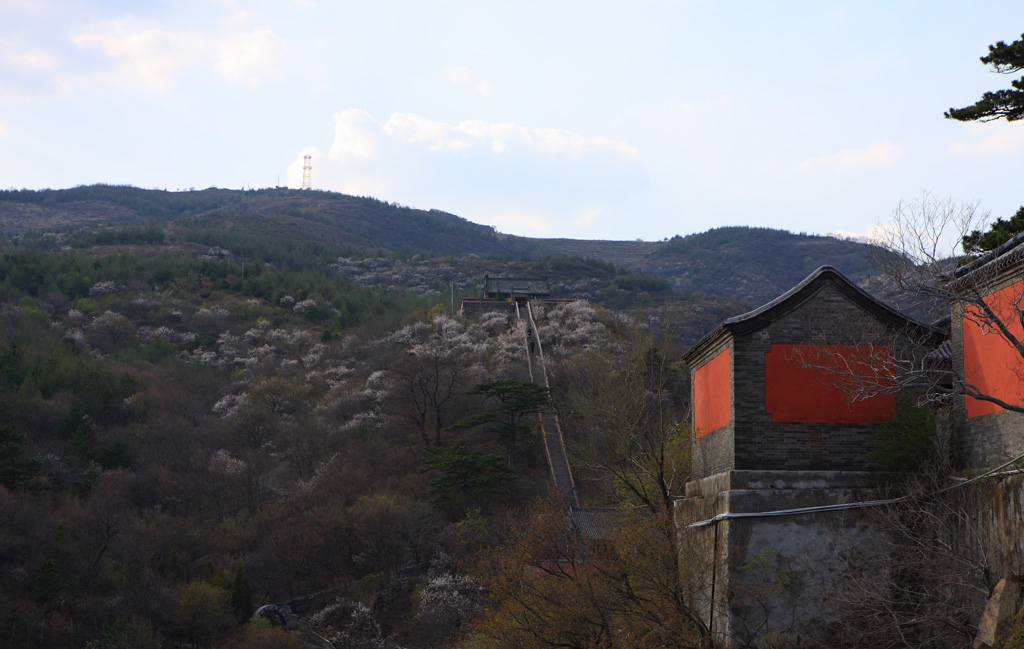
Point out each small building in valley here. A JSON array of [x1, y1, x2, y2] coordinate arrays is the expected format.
[[482, 276, 551, 302], [461, 276, 564, 315]]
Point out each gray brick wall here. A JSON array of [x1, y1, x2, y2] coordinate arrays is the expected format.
[[692, 282, 908, 478], [733, 283, 893, 472]]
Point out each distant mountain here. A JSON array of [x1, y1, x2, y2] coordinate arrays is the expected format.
[[640, 227, 882, 304], [0, 185, 883, 306], [0, 185, 544, 259], [521, 228, 882, 305]]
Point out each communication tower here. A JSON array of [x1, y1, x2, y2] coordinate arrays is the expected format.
[[301, 154, 312, 190]]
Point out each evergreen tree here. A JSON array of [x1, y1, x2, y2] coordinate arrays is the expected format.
[[419, 444, 513, 511], [451, 379, 553, 468], [0, 424, 41, 489], [230, 565, 254, 624], [962, 206, 1024, 252], [946, 34, 1024, 122]]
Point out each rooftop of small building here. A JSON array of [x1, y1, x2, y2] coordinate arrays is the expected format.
[[954, 231, 1024, 283], [683, 265, 944, 367], [482, 275, 551, 295]]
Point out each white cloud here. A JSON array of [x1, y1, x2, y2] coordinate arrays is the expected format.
[[381, 112, 638, 158], [73, 25, 208, 92], [0, 40, 59, 71], [827, 225, 888, 242], [0, 0, 45, 13], [327, 109, 381, 162], [671, 102, 694, 117], [948, 122, 1024, 157], [287, 144, 393, 195], [0, 123, 8, 138], [338, 175, 394, 199], [221, 10, 253, 28], [216, 30, 286, 86], [482, 210, 555, 236], [441, 66, 473, 85], [439, 65, 494, 97], [292, 110, 642, 235], [72, 20, 286, 92], [573, 207, 604, 226], [322, 109, 637, 161], [798, 140, 901, 171], [286, 146, 320, 187]]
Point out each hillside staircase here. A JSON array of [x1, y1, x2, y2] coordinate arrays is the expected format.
[[517, 301, 579, 509]]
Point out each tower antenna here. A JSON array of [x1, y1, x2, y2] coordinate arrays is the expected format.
[[301, 154, 312, 190]]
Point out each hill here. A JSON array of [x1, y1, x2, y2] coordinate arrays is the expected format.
[[0, 185, 883, 306]]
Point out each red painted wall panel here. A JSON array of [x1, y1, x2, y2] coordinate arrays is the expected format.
[[964, 280, 1024, 418], [694, 348, 731, 438], [764, 344, 896, 423]]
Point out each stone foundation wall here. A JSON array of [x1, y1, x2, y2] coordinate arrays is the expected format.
[[677, 470, 881, 647]]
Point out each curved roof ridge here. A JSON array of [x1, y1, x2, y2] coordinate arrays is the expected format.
[[684, 265, 942, 365], [723, 265, 840, 325], [724, 265, 931, 330]]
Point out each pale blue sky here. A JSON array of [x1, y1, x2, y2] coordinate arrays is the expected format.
[[1, 0, 1023, 244]]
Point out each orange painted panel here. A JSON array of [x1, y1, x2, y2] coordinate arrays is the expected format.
[[964, 280, 1024, 418], [764, 344, 896, 423], [694, 348, 731, 438]]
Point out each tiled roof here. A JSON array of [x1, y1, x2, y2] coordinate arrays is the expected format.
[[483, 276, 550, 296], [684, 265, 944, 365]]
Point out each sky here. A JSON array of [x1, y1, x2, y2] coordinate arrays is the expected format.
[[1, 1, 1023, 247]]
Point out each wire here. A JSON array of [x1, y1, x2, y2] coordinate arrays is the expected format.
[[685, 450, 1024, 529]]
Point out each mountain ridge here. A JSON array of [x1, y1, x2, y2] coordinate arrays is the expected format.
[[0, 184, 882, 306]]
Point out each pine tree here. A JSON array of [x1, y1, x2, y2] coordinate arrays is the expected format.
[[962, 206, 1024, 252], [946, 34, 1024, 122], [230, 565, 254, 624]]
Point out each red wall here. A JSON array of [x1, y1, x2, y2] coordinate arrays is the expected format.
[[964, 280, 1024, 418], [694, 348, 731, 438], [764, 344, 896, 423]]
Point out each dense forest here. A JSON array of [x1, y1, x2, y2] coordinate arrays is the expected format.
[[0, 207, 705, 649]]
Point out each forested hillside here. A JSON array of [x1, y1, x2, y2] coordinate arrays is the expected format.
[[0, 185, 895, 648], [0, 219, 702, 647], [0, 185, 883, 307]]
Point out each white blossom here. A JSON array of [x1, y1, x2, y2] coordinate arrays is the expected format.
[[303, 343, 325, 368], [208, 449, 245, 476], [88, 280, 118, 296], [212, 393, 248, 418], [416, 573, 481, 626], [366, 370, 387, 389]]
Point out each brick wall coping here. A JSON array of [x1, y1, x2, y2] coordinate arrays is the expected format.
[[683, 469, 881, 497], [954, 231, 1024, 281]]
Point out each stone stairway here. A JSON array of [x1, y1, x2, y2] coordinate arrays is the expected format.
[[523, 302, 578, 509]]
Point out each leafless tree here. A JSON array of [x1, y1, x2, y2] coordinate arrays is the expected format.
[[388, 342, 471, 446], [810, 471, 990, 649], [865, 193, 1024, 413]]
